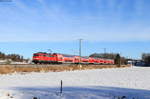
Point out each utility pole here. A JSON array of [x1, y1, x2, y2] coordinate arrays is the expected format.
[[104, 48, 106, 58], [79, 39, 83, 64], [104, 48, 106, 54]]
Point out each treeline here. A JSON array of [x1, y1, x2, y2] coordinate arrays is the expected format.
[[0, 52, 25, 62], [89, 53, 127, 65], [142, 53, 150, 65]]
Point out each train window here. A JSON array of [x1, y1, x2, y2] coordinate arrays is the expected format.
[[48, 55, 54, 57], [82, 57, 89, 59], [62, 54, 75, 57], [59, 57, 63, 59]]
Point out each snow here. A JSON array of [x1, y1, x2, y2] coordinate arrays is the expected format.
[[0, 66, 150, 99]]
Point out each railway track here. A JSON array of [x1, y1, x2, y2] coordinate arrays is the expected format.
[[0, 64, 71, 67], [0, 64, 117, 67]]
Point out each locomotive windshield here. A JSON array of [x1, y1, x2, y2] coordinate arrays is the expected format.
[[33, 53, 46, 57], [33, 54, 40, 56]]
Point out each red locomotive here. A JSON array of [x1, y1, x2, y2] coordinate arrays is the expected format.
[[32, 52, 114, 64]]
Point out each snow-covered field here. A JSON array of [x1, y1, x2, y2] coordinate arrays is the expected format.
[[0, 66, 150, 99]]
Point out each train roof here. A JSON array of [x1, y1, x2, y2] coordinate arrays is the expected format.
[[53, 53, 78, 57], [34, 52, 47, 54]]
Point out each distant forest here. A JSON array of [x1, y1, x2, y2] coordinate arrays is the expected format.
[[0, 51, 26, 62]]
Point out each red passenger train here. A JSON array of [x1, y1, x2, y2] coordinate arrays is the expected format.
[[32, 52, 114, 64]]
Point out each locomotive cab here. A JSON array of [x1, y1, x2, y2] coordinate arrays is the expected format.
[[32, 52, 56, 64], [32, 52, 47, 64]]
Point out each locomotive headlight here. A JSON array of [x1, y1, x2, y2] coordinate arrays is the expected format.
[[34, 58, 39, 59]]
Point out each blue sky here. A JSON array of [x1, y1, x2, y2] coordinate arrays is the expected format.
[[0, 0, 150, 59]]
